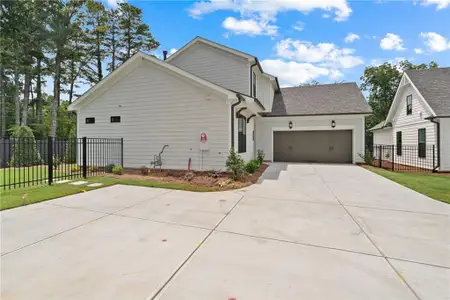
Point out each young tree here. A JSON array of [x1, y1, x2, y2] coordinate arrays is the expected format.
[[117, 3, 159, 64]]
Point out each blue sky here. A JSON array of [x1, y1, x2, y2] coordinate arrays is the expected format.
[[127, 0, 450, 87], [57, 0, 449, 98]]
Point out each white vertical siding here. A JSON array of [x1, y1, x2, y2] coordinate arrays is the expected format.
[[77, 60, 230, 170], [168, 42, 250, 95], [391, 84, 436, 169], [373, 129, 393, 145], [440, 118, 450, 171], [256, 115, 366, 163]]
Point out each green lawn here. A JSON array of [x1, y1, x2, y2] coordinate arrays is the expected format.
[[0, 176, 213, 211], [366, 166, 450, 204], [0, 165, 77, 188]]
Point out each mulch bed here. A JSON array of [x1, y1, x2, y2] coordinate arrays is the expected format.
[[360, 163, 450, 176], [104, 164, 269, 191]]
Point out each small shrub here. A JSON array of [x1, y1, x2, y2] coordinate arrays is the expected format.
[[88, 165, 98, 172], [359, 151, 374, 165], [209, 170, 222, 178], [184, 172, 194, 181], [53, 156, 62, 169], [112, 165, 123, 175], [140, 165, 149, 175], [105, 164, 114, 173], [225, 148, 245, 180], [64, 128, 77, 163], [71, 165, 81, 172], [9, 125, 42, 167], [245, 160, 260, 174], [256, 149, 265, 165]]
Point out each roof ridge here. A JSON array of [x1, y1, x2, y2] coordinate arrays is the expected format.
[[281, 82, 355, 89]]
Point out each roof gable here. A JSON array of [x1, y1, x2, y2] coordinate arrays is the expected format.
[[68, 52, 237, 111], [406, 67, 450, 116], [166, 36, 255, 63]]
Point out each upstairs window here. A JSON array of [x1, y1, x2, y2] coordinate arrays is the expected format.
[[418, 128, 426, 158], [396, 131, 402, 156], [238, 117, 246, 153], [85, 117, 95, 124], [110, 116, 121, 123], [252, 72, 257, 97], [406, 95, 412, 115]]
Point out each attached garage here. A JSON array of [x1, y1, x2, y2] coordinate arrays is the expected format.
[[273, 130, 353, 163]]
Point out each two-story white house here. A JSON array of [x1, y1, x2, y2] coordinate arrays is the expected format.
[[68, 37, 371, 170], [370, 67, 450, 171]]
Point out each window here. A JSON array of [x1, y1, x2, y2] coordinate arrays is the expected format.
[[110, 116, 121, 123], [238, 117, 246, 153], [85, 117, 95, 124], [418, 128, 426, 158], [396, 131, 402, 156], [252, 72, 257, 97], [406, 95, 412, 115]]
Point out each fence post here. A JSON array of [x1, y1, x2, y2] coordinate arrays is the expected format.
[[392, 145, 395, 171], [82, 137, 87, 178], [48, 137, 53, 185], [379, 145, 382, 168], [120, 138, 124, 167]]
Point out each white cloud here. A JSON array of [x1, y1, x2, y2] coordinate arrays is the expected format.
[[106, 0, 124, 9], [275, 38, 364, 69], [380, 33, 406, 51], [222, 16, 278, 36], [421, 0, 450, 9], [370, 57, 406, 69], [292, 21, 304, 31], [169, 48, 177, 55], [344, 33, 360, 43], [420, 32, 450, 52], [188, 0, 353, 22], [414, 48, 424, 54], [322, 13, 331, 18], [261, 59, 336, 85]]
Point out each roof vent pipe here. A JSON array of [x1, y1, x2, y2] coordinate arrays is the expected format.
[[163, 50, 168, 61]]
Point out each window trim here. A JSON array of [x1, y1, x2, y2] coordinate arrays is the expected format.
[[85, 117, 95, 124], [396, 131, 402, 156], [418, 128, 426, 158], [237, 116, 247, 153], [406, 94, 412, 115], [110, 116, 121, 123]]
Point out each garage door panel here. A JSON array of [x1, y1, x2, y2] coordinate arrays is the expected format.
[[274, 130, 352, 163]]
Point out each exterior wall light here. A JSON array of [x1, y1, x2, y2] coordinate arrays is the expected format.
[[289, 121, 293, 129], [331, 120, 336, 128]]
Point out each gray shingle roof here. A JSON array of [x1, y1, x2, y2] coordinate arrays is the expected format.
[[406, 67, 450, 116], [262, 82, 371, 117]]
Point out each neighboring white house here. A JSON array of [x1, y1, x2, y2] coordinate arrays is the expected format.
[[370, 67, 450, 171], [68, 36, 371, 170]]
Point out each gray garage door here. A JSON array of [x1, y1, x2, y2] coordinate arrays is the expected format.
[[273, 130, 353, 163]]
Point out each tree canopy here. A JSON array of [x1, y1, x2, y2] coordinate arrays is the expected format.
[[0, 0, 159, 138]]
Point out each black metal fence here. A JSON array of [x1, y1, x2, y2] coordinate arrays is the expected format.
[[371, 144, 437, 172], [0, 137, 123, 189]]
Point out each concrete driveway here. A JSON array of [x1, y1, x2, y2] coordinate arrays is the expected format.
[[1, 164, 449, 300]]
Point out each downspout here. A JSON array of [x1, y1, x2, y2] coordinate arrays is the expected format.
[[231, 94, 243, 149], [428, 117, 440, 172], [249, 59, 258, 96]]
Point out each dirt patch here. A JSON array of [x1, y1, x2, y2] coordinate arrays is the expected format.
[[104, 164, 269, 191]]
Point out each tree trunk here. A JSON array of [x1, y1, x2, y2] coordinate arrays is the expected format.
[[0, 66, 5, 138], [21, 73, 31, 125], [50, 52, 61, 138], [14, 72, 21, 126], [111, 29, 116, 71], [36, 58, 43, 124], [96, 29, 102, 82]]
